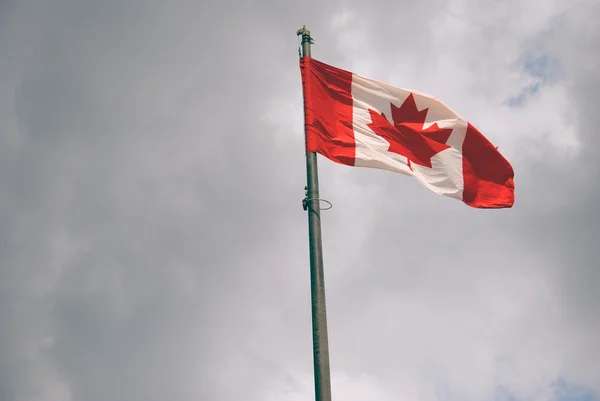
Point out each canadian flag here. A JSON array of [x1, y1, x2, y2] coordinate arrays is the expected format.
[[300, 57, 515, 209]]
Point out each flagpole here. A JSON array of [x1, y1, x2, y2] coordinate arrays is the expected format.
[[297, 26, 332, 401]]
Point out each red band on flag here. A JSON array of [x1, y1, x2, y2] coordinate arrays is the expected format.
[[300, 57, 355, 166], [462, 123, 515, 208]]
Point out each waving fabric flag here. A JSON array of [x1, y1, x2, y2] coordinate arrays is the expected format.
[[300, 57, 515, 208]]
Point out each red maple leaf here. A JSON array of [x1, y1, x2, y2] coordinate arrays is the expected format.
[[366, 93, 453, 170]]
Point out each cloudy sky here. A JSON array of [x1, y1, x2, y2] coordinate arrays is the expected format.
[[1, 0, 599, 400]]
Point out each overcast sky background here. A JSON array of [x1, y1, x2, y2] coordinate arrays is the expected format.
[[1, 0, 599, 400]]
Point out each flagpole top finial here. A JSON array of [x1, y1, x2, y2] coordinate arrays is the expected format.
[[297, 25, 313, 45], [296, 25, 310, 37]]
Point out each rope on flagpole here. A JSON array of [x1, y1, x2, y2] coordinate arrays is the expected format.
[[302, 187, 333, 211], [303, 198, 333, 211]]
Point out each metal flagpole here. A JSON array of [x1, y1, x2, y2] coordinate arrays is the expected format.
[[297, 26, 332, 401]]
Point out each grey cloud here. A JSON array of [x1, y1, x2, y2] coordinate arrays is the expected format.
[[1, 0, 599, 401]]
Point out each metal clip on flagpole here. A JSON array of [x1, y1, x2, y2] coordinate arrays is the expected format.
[[297, 26, 333, 401]]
